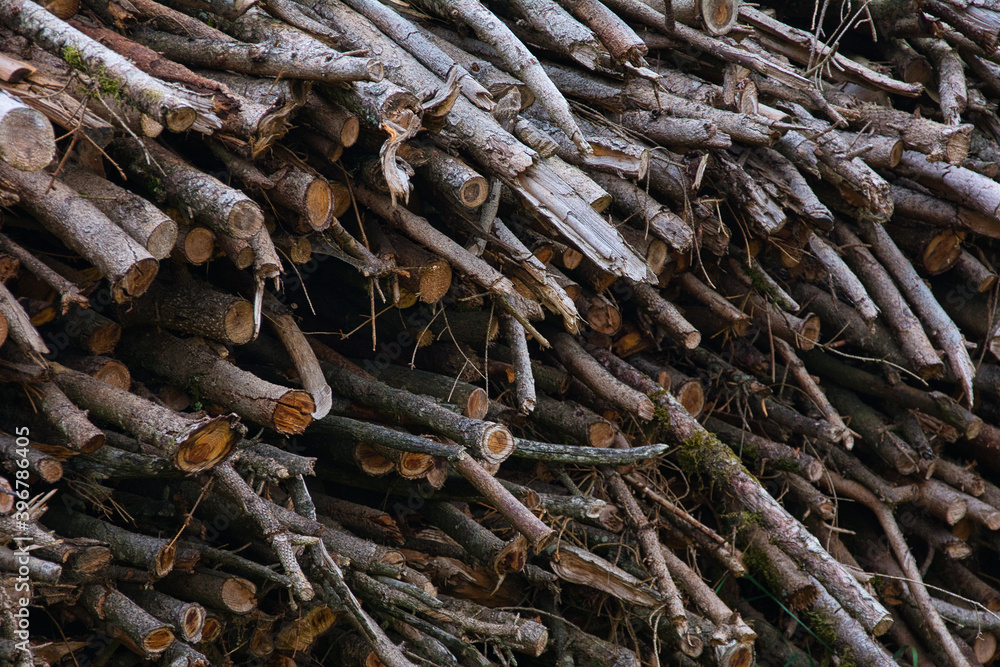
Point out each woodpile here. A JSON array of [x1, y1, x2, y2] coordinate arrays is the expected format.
[[3, 0, 1000, 664]]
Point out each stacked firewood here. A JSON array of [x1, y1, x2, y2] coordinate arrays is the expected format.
[[1, 0, 1000, 664]]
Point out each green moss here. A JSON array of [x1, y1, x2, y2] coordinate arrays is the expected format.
[[61, 47, 124, 101], [62, 46, 86, 71], [675, 428, 743, 481], [143, 174, 166, 202], [801, 610, 836, 647]]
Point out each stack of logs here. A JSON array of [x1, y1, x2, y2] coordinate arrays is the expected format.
[[2, 0, 1000, 664]]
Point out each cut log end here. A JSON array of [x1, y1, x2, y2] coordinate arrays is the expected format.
[[181, 605, 206, 642], [340, 117, 360, 148], [460, 177, 489, 209], [588, 421, 617, 448], [675, 380, 706, 418], [887, 139, 904, 168], [176, 415, 241, 473], [119, 257, 159, 301], [79, 432, 106, 454], [637, 397, 656, 421], [922, 230, 964, 274], [495, 536, 528, 575], [273, 390, 316, 435], [466, 387, 489, 420], [164, 108, 198, 133], [872, 614, 894, 637], [88, 359, 131, 390], [0, 107, 56, 171], [176, 226, 215, 265], [153, 543, 176, 579], [397, 451, 434, 478], [330, 182, 352, 219], [228, 201, 265, 239], [35, 458, 63, 484], [221, 577, 258, 614], [86, 321, 122, 356], [417, 260, 453, 303], [305, 180, 333, 230], [146, 220, 179, 261], [0, 478, 13, 514], [795, 313, 821, 351], [483, 424, 516, 464], [646, 239, 670, 276], [585, 300, 622, 336], [201, 617, 223, 643], [680, 328, 702, 350], [701, 0, 740, 35], [223, 300, 255, 346], [355, 443, 395, 476], [142, 627, 176, 654]]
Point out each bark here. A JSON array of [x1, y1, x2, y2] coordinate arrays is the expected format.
[[32, 379, 105, 453], [558, 0, 648, 64], [262, 291, 333, 420], [0, 434, 62, 483], [603, 469, 688, 634], [0, 281, 48, 358], [133, 26, 383, 83], [0, 163, 157, 302], [531, 392, 616, 447], [421, 500, 527, 576], [51, 363, 241, 471], [120, 328, 315, 434], [315, 348, 514, 464], [368, 364, 488, 420], [43, 506, 175, 577], [120, 275, 255, 346], [630, 282, 701, 349], [806, 231, 880, 324], [212, 462, 314, 600], [856, 217, 976, 405], [110, 136, 264, 241], [80, 585, 175, 656], [304, 0, 535, 179], [157, 569, 258, 615], [845, 104, 973, 164], [0, 0, 219, 132], [792, 282, 909, 368], [551, 331, 654, 419], [833, 224, 944, 378]]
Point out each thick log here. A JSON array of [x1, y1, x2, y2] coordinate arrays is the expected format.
[[121, 275, 254, 346], [0, 163, 157, 302], [51, 362, 241, 471], [119, 328, 315, 434], [110, 137, 264, 241]]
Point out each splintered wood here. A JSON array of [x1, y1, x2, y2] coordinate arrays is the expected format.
[[4, 0, 1000, 665]]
